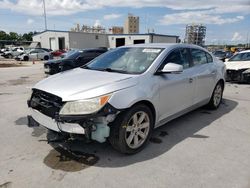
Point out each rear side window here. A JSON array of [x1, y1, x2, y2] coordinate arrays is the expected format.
[[191, 49, 207, 65], [206, 53, 213, 63]]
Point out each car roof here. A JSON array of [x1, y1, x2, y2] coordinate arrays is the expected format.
[[81, 48, 107, 52], [120, 43, 206, 51]]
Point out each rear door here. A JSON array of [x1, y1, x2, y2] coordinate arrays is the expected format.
[[190, 48, 217, 104], [157, 48, 195, 122], [29, 50, 39, 60]]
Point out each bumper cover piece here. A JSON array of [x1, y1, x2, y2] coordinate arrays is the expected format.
[[30, 108, 85, 134]]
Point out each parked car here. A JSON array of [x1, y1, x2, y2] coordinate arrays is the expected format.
[[212, 50, 226, 62], [15, 48, 52, 61], [225, 50, 250, 83], [44, 48, 107, 75], [2, 46, 24, 58], [0, 48, 9, 54], [28, 43, 225, 154]]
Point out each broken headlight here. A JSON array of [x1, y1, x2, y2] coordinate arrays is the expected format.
[[59, 94, 111, 115]]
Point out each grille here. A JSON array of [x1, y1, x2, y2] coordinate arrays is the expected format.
[[30, 89, 63, 118]]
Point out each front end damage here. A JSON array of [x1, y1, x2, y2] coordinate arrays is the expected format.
[[27, 89, 119, 143], [226, 69, 250, 83]]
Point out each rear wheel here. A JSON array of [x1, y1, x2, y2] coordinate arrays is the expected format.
[[109, 104, 153, 154], [44, 55, 49, 60], [207, 82, 223, 109]]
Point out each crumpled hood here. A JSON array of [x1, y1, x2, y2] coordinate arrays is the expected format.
[[33, 68, 138, 101], [225, 60, 250, 70]]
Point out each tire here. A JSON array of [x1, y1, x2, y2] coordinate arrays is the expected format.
[[109, 104, 154, 154], [206, 81, 223, 109], [44, 55, 49, 60], [23, 56, 29, 61]]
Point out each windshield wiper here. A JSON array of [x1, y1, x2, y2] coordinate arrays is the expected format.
[[81, 66, 130, 74], [101, 68, 129, 74]]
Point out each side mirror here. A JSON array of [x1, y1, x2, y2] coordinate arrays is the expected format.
[[156, 63, 183, 74]]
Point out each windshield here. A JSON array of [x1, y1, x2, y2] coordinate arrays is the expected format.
[[64, 50, 81, 60], [84, 47, 163, 74], [229, 52, 250, 61], [212, 51, 225, 57]]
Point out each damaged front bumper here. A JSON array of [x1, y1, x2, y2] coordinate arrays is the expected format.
[[226, 69, 250, 83], [30, 108, 85, 134], [27, 89, 120, 143]]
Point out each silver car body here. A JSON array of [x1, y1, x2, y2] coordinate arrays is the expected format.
[[29, 43, 225, 142], [18, 49, 51, 60]]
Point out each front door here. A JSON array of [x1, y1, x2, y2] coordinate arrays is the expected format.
[[157, 48, 195, 122]]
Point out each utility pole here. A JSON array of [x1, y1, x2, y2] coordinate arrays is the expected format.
[[42, 0, 47, 30]]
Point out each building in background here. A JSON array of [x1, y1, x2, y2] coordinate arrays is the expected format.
[[124, 14, 139, 34], [108, 33, 179, 48], [32, 30, 179, 50], [32, 30, 108, 50], [184, 24, 206, 46], [109, 26, 124, 34]]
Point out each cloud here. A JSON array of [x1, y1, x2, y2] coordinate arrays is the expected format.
[[159, 11, 245, 25], [0, 0, 249, 16], [231, 32, 243, 41], [27, 18, 34, 25], [103, 14, 122, 20]]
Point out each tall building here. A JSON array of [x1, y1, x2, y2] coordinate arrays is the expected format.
[[185, 24, 206, 46], [124, 14, 139, 34]]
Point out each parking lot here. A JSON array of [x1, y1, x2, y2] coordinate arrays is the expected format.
[[0, 61, 250, 188]]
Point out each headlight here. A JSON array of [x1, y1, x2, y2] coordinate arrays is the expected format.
[[59, 94, 111, 115]]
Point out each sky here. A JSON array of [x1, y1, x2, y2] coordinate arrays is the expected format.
[[0, 0, 250, 45]]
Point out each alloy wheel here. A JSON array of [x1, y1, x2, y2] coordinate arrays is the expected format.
[[125, 111, 150, 149]]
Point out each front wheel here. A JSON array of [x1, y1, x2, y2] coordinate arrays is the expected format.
[[207, 82, 223, 109], [109, 104, 153, 154]]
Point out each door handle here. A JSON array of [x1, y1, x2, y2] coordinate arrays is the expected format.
[[189, 78, 193, 83]]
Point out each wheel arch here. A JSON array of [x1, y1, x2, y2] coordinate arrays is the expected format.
[[130, 100, 156, 126], [217, 79, 225, 91]]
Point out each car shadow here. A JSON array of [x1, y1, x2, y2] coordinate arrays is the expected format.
[[41, 98, 238, 171]]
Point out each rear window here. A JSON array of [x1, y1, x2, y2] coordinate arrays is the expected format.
[[206, 53, 213, 63], [191, 49, 207, 65]]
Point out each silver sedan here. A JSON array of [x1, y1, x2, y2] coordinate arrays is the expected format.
[[28, 43, 226, 154]]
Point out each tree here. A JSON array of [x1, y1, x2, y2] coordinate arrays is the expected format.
[[0, 31, 8, 40], [8, 32, 19, 41], [22, 32, 34, 41]]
